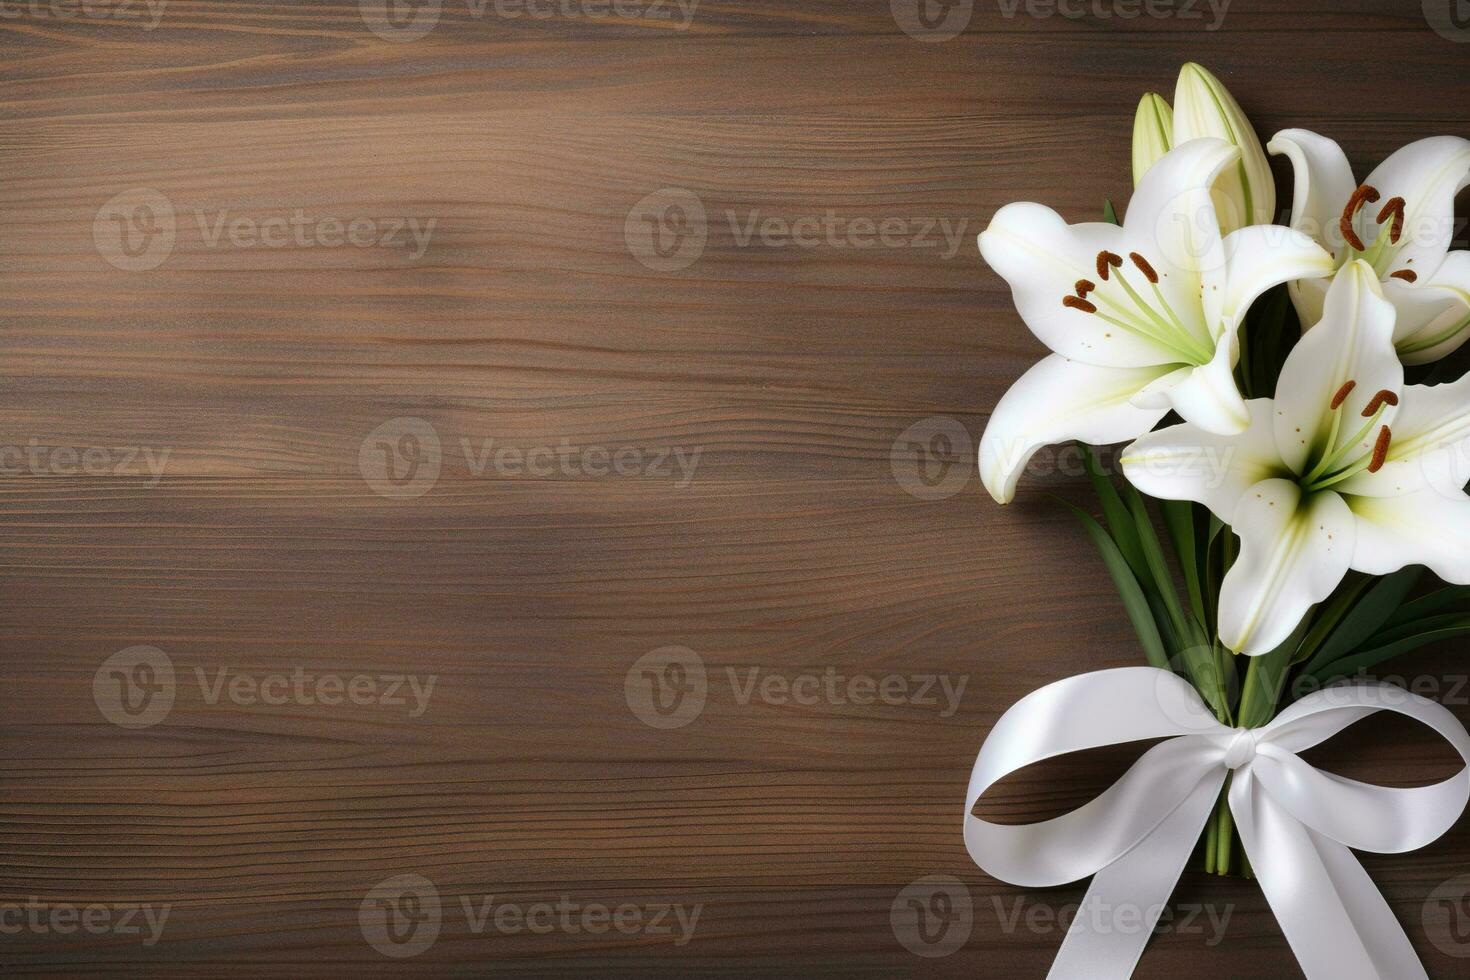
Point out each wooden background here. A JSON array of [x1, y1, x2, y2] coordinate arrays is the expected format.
[[4, 0, 1470, 975]]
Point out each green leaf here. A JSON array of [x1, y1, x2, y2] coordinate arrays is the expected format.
[[1306, 617, 1470, 687], [1103, 199, 1120, 225], [1120, 488, 1227, 716], [1299, 566, 1424, 676], [1079, 444, 1150, 586], [1160, 499, 1205, 626], [1198, 510, 1224, 634], [1361, 612, 1470, 649], [1381, 585, 1470, 631], [1055, 497, 1171, 671], [1125, 487, 1189, 641], [1239, 613, 1313, 727], [1291, 574, 1371, 666]]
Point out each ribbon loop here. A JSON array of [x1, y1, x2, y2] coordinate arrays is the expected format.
[[964, 668, 1470, 980]]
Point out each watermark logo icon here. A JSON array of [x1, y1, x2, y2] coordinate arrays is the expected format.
[[94, 189, 175, 272], [891, 874, 973, 957], [891, 417, 972, 500], [360, 0, 442, 41], [890, 0, 973, 41], [1425, 0, 1470, 41], [624, 189, 708, 272], [625, 646, 707, 729], [1425, 874, 1470, 956], [359, 418, 443, 499], [361, 874, 442, 958], [93, 646, 176, 729]]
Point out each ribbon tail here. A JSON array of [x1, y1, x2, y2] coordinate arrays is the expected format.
[[1311, 830, 1427, 980], [1232, 776, 1426, 980], [1046, 769, 1225, 980]]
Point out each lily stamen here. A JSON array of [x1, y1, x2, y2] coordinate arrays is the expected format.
[[1389, 269, 1417, 283], [1128, 253, 1159, 283], [1302, 383, 1399, 490], [1062, 295, 1098, 313], [1361, 389, 1399, 417], [1368, 426, 1393, 473], [1376, 197, 1405, 243], [1339, 184, 1380, 252], [1076, 250, 1213, 364], [1075, 279, 1096, 298]]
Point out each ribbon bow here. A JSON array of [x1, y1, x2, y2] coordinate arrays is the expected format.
[[964, 667, 1470, 979]]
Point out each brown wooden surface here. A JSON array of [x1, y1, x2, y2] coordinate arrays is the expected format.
[[5, 0, 1470, 975]]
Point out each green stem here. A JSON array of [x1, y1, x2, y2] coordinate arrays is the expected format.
[[1204, 803, 1219, 874], [1212, 777, 1235, 875], [1238, 657, 1266, 729]]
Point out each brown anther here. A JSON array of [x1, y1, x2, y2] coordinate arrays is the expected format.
[[1330, 380, 1357, 410], [1063, 295, 1098, 314], [1361, 389, 1400, 417], [1376, 197, 1406, 243], [1096, 250, 1123, 281], [1367, 426, 1392, 473], [1339, 184, 1381, 252], [1128, 252, 1159, 284], [1389, 269, 1418, 283], [1075, 279, 1096, 298]]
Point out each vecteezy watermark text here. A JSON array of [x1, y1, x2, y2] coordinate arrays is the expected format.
[[94, 189, 437, 271], [0, 441, 170, 485], [996, 0, 1230, 30], [991, 895, 1233, 946], [0, 0, 168, 28], [624, 188, 974, 272], [0, 899, 170, 946], [359, 0, 700, 42], [890, 0, 1229, 41], [625, 647, 969, 729], [359, 417, 702, 499], [92, 646, 438, 729], [358, 874, 700, 958]]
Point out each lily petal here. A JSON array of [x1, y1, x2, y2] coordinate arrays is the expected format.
[[1348, 489, 1470, 583], [1121, 399, 1288, 523], [979, 354, 1175, 504], [1267, 129, 1357, 254], [978, 203, 1178, 367], [1217, 224, 1335, 333], [1219, 480, 1355, 656], [1272, 261, 1401, 475], [1162, 334, 1250, 435], [1386, 251, 1470, 365], [1123, 137, 1237, 291], [1340, 372, 1470, 499], [1287, 274, 1331, 338], [1359, 136, 1470, 270]]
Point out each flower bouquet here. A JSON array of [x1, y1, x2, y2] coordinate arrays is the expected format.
[[966, 63, 1470, 979]]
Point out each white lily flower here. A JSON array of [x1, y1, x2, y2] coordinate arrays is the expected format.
[[1269, 128, 1470, 363], [1122, 261, 1470, 656], [977, 138, 1335, 504]]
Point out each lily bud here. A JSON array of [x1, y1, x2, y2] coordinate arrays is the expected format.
[[1131, 93, 1174, 189], [1170, 62, 1276, 233]]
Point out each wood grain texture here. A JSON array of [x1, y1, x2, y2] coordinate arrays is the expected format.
[[3, 0, 1470, 975]]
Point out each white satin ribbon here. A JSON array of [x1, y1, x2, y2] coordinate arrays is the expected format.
[[964, 666, 1470, 980]]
